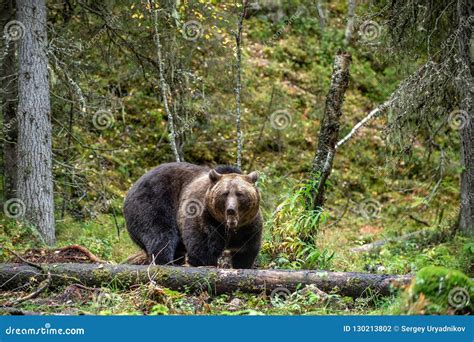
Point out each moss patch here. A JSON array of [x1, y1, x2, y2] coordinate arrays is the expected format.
[[401, 266, 473, 314]]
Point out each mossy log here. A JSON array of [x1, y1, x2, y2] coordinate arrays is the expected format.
[[350, 229, 447, 253], [0, 263, 412, 298]]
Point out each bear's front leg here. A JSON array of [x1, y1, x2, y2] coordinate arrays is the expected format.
[[229, 224, 262, 269], [231, 246, 259, 269], [183, 227, 225, 267]]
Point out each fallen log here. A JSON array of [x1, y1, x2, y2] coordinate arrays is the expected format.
[[0, 263, 412, 298], [0, 307, 75, 316], [350, 229, 447, 253]]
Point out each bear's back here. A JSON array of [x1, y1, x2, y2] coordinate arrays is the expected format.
[[124, 162, 209, 214]]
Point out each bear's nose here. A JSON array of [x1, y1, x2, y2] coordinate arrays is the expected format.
[[226, 208, 236, 216]]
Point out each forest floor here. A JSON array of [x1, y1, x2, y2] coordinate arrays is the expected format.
[[0, 216, 472, 315]]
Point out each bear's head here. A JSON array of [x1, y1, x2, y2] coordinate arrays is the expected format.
[[205, 169, 260, 230]]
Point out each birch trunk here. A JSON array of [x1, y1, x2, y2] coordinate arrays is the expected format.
[[344, 0, 356, 45], [153, 9, 181, 163], [16, 0, 55, 245], [235, 0, 248, 169], [316, 1, 326, 31]]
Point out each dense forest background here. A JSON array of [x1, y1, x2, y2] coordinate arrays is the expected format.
[[0, 0, 473, 315]]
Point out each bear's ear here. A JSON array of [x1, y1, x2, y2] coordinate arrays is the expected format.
[[209, 169, 222, 183], [246, 171, 259, 184]]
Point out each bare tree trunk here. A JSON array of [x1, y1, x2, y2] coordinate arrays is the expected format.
[[316, 0, 326, 31], [310, 51, 352, 210], [235, 0, 248, 170], [1, 0, 18, 200], [152, 9, 181, 163], [457, 0, 474, 237], [16, 0, 55, 245], [343, 0, 356, 45], [0, 263, 413, 298]]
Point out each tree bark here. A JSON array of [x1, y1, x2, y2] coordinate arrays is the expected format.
[[0, 263, 412, 298], [235, 0, 248, 170], [16, 0, 55, 245], [310, 51, 351, 209], [343, 0, 356, 45], [152, 9, 181, 163], [1, 0, 18, 200], [316, 1, 326, 32], [456, 0, 474, 237]]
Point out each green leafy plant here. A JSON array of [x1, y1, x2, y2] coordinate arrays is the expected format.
[[263, 179, 333, 270]]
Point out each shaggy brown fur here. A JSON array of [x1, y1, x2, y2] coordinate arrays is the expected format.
[[124, 162, 262, 268]]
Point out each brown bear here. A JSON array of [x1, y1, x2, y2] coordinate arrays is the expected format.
[[123, 162, 262, 268]]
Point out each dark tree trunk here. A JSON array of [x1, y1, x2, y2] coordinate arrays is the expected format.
[[310, 51, 352, 210], [0, 0, 18, 200], [0, 263, 412, 298], [457, 0, 474, 237], [16, 0, 55, 245]]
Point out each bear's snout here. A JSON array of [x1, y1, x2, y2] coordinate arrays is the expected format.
[[225, 196, 238, 214], [226, 208, 236, 215], [225, 196, 239, 229]]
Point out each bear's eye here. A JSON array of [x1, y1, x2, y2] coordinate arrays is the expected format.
[[222, 191, 230, 196], [236, 191, 244, 197]]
